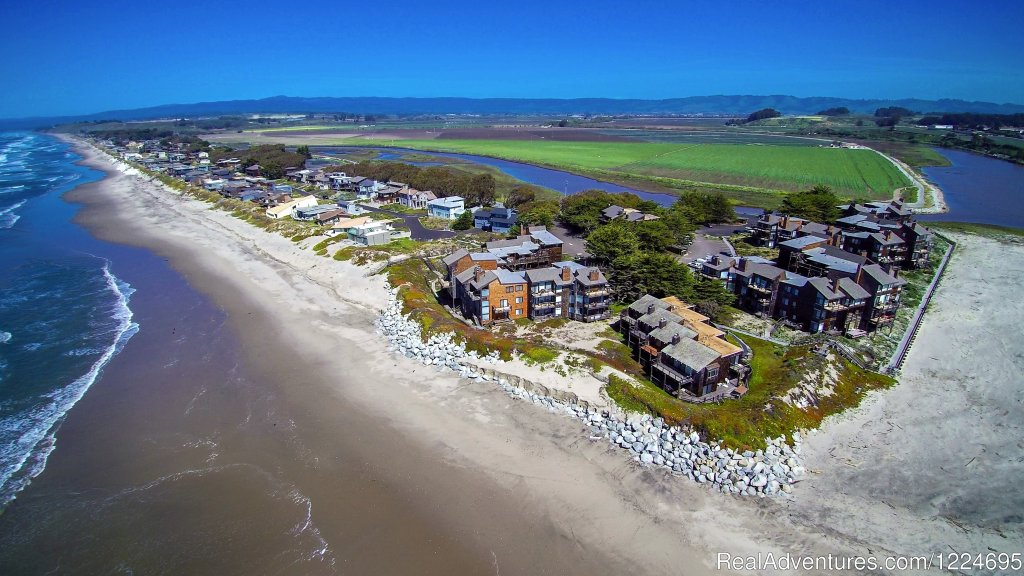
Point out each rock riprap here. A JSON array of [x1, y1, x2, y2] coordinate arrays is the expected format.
[[376, 287, 804, 496]]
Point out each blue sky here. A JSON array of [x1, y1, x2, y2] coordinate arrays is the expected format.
[[1, 0, 1022, 118]]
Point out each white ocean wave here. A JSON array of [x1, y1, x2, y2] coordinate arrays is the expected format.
[[0, 263, 139, 507], [0, 331, 10, 344], [0, 200, 26, 229]]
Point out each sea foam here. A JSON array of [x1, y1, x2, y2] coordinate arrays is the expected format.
[[0, 263, 139, 508]]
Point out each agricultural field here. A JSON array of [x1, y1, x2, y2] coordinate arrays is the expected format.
[[361, 139, 912, 200]]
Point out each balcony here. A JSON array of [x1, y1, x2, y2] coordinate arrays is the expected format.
[[629, 327, 648, 341], [748, 283, 773, 294], [653, 362, 694, 386], [585, 288, 610, 297], [532, 301, 556, 310], [582, 300, 609, 310], [823, 301, 849, 312], [532, 288, 554, 297], [620, 313, 636, 325]]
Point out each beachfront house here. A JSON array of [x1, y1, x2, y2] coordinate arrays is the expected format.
[[427, 196, 466, 220], [266, 195, 318, 219], [620, 295, 747, 401], [348, 221, 395, 246]]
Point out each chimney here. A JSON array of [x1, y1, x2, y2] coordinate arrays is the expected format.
[[782, 215, 789, 228], [659, 318, 668, 329], [589, 269, 599, 281], [474, 266, 484, 282], [884, 229, 891, 240], [520, 223, 526, 236], [561, 266, 571, 281], [855, 264, 863, 285], [736, 257, 746, 271], [647, 304, 655, 314], [672, 333, 681, 345]]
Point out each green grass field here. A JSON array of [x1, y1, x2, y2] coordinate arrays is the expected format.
[[354, 139, 911, 203]]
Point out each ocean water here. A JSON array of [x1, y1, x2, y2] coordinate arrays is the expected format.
[[0, 132, 138, 508]]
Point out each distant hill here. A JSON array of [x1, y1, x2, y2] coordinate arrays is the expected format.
[[5, 94, 1024, 130]]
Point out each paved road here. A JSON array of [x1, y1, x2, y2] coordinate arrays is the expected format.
[[550, 224, 587, 257], [681, 233, 731, 264], [361, 206, 456, 241]]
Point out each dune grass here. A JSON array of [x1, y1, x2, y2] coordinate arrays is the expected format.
[[604, 334, 895, 450]]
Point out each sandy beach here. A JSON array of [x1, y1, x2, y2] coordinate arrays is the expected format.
[[11, 136, 1018, 574]]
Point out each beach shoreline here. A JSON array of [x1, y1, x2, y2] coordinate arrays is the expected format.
[[42, 134, 1022, 574]]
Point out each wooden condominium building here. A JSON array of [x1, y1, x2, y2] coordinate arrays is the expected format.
[[445, 251, 609, 326], [619, 295, 747, 402], [482, 227, 563, 271], [752, 200, 933, 271], [727, 256, 904, 335]]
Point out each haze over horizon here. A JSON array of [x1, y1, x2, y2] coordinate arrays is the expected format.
[[1, 0, 1023, 118]]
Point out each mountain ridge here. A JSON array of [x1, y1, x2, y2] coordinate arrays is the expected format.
[[6, 94, 1024, 130]]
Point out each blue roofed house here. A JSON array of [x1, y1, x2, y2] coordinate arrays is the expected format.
[[427, 196, 466, 220], [473, 204, 518, 233]]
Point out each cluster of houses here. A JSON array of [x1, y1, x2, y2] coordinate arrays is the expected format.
[[619, 295, 749, 402], [443, 227, 612, 325], [105, 139, 413, 246], [700, 200, 933, 335]]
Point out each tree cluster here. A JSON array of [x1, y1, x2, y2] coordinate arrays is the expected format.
[[915, 113, 1024, 130], [339, 161, 497, 205], [744, 108, 782, 123], [573, 191, 734, 318], [211, 144, 307, 179], [874, 107, 916, 118], [815, 107, 850, 116], [779, 185, 841, 223]]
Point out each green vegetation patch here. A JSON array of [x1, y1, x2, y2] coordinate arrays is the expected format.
[[604, 335, 895, 450], [343, 139, 911, 202]]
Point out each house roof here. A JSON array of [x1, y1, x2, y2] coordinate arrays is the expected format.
[[602, 205, 625, 219], [628, 294, 671, 316], [661, 338, 722, 372], [331, 216, 372, 230], [649, 322, 697, 345], [837, 277, 871, 300], [638, 308, 682, 329], [443, 249, 469, 267], [553, 261, 606, 285], [494, 269, 527, 285], [528, 229, 562, 247], [428, 196, 465, 208], [524, 266, 570, 285], [870, 232, 905, 246], [779, 235, 827, 250], [808, 277, 841, 300], [861, 264, 907, 287]]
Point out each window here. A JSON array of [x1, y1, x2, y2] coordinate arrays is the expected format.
[[500, 299, 508, 307], [514, 309, 521, 316], [707, 366, 719, 380], [481, 289, 489, 296], [481, 301, 489, 309], [516, 285, 523, 292], [515, 297, 523, 304], [506, 286, 514, 293]]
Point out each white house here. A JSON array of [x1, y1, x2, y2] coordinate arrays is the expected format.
[[398, 189, 437, 209], [266, 195, 318, 219], [427, 196, 465, 220]]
